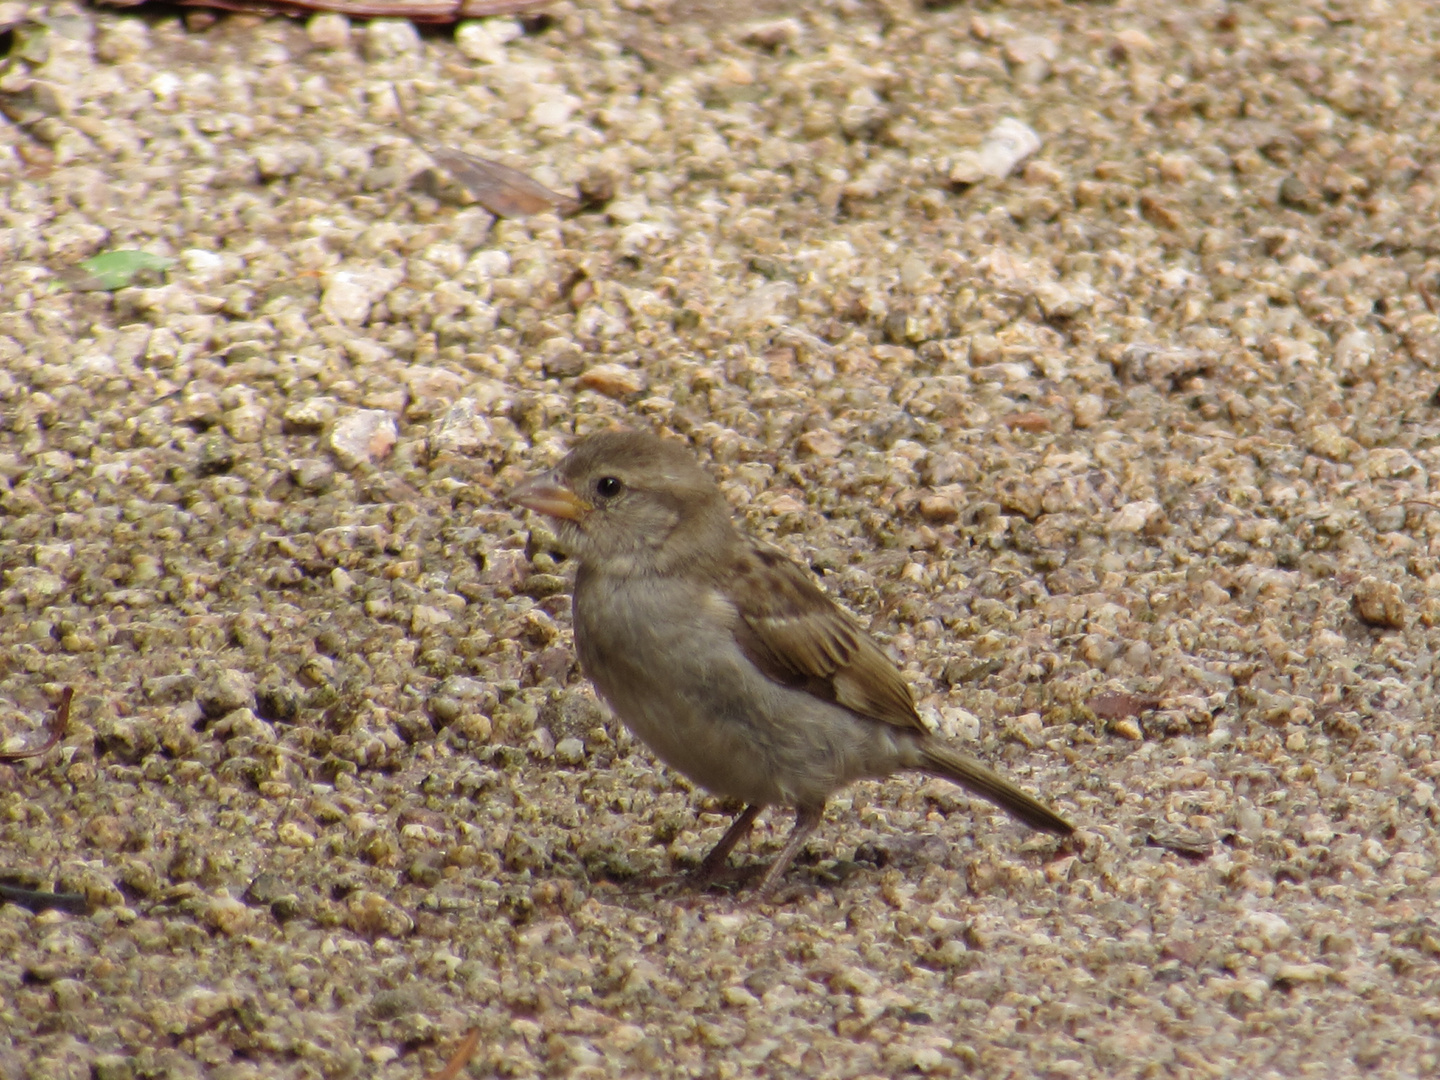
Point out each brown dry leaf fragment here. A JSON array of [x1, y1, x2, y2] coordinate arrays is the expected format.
[[96, 0, 554, 25], [1139, 192, 1184, 230], [456, 0, 553, 13], [1145, 831, 1213, 861], [394, 88, 578, 217], [426, 1028, 481, 1080], [0, 686, 72, 762], [1087, 690, 1160, 721], [423, 145, 579, 217]]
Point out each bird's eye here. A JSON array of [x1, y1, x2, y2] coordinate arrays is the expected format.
[[595, 476, 623, 498]]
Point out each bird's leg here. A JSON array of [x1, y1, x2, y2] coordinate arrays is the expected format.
[[692, 804, 762, 887], [751, 804, 824, 903]]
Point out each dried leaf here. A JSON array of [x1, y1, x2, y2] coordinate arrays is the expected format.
[[1145, 831, 1213, 861], [393, 86, 578, 217], [422, 145, 578, 218], [96, 0, 553, 24]]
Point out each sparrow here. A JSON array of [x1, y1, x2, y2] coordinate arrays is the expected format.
[[510, 430, 1073, 900]]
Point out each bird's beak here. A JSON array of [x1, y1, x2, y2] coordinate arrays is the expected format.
[[509, 473, 591, 521]]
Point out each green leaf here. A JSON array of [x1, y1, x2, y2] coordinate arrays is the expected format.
[[75, 250, 175, 290]]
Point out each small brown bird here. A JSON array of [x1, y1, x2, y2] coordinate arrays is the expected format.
[[510, 430, 1073, 900]]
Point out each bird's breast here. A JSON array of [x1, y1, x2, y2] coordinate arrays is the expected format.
[[574, 572, 732, 697], [571, 570, 786, 800], [569, 569, 906, 807]]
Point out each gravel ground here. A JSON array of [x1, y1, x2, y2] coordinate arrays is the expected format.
[[3, 0, 1440, 1076]]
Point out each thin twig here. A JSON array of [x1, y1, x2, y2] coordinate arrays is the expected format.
[[0, 687, 72, 762], [425, 1029, 481, 1080]]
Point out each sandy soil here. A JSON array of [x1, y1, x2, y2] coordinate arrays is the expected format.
[[2, 0, 1439, 1076]]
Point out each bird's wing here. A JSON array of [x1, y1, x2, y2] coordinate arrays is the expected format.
[[722, 540, 925, 732]]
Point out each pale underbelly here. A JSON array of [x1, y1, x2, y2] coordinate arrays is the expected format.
[[597, 672, 907, 808], [575, 574, 910, 806]]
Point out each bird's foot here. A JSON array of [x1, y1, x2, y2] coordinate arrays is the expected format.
[[689, 861, 766, 893], [746, 880, 826, 909]]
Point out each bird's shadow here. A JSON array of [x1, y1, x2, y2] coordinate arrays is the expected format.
[[598, 855, 873, 907]]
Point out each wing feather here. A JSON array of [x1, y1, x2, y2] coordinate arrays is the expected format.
[[721, 542, 924, 732]]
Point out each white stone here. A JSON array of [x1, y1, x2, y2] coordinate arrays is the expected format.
[[530, 95, 579, 130], [949, 118, 1042, 183], [725, 281, 796, 325], [363, 19, 421, 61], [321, 266, 404, 325], [329, 410, 398, 468], [430, 399, 498, 456], [455, 19, 522, 63], [467, 250, 511, 279], [1108, 500, 1162, 534], [1333, 329, 1375, 374], [1243, 911, 1292, 948]]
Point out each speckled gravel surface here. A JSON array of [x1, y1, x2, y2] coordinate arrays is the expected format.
[[3, 0, 1440, 1076]]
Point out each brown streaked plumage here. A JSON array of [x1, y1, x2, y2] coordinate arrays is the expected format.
[[510, 429, 1073, 901]]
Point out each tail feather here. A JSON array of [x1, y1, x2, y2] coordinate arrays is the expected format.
[[919, 743, 1074, 836]]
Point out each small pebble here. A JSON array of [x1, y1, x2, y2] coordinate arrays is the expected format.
[[948, 118, 1041, 183], [578, 364, 647, 398], [1352, 576, 1405, 628], [329, 410, 398, 468]]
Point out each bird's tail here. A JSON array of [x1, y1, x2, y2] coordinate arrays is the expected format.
[[917, 743, 1074, 836]]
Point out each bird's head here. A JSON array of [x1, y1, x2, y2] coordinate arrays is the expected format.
[[509, 430, 734, 575]]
